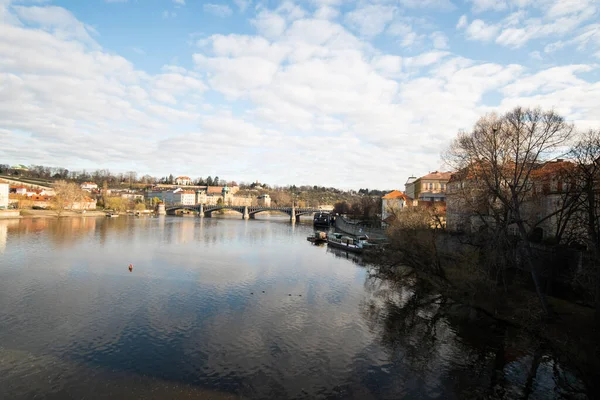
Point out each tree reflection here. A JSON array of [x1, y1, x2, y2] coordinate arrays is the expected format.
[[360, 266, 591, 399]]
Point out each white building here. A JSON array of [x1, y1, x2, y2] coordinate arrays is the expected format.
[[173, 190, 196, 205], [13, 186, 27, 195], [81, 182, 98, 191], [157, 188, 195, 205], [381, 190, 410, 223], [175, 176, 192, 186], [257, 194, 271, 207], [404, 176, 417, 200], [121, 193, 144, 201], [0, 183, 8, 209]]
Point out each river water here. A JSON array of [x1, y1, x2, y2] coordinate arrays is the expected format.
[[0, 216, 592, 399]]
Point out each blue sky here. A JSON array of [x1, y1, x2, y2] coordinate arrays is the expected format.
[[1, 0, 599, 189]]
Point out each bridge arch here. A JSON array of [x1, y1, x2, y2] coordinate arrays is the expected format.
[[248, 208, 292, 218], [203, 205, 245, 216], [165, 205, 200, 214]]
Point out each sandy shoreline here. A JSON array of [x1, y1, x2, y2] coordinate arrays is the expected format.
[[0, 209, 109, 219]]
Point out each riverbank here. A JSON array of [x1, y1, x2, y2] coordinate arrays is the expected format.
[[1, 209, 108, 219]]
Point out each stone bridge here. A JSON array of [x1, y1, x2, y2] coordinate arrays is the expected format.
[[165, 205, 322, 222]]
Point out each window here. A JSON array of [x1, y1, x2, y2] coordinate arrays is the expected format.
[[441, 183, 445, 191], [428, 183, 433, 190]]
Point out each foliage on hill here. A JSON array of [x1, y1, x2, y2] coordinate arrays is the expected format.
[[1, 163, 394, 207]]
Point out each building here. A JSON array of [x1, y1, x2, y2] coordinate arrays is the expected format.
[[120, 193, 144, 201], [445, 160, 574, 236], [195, 191, 220, 205], [405, 171, 452, 204], [81, 182, 98, 191], [146, 189, 166, 203], [173, 190, 196, 205], [404, 176, 417, 200], [175, 176, 192, 186], [206, 185, 240, 195], [0, 183, 8, 209], [381, 190, 411, 224], [257, 194, 271, 207], [12, 186, 27, 195]]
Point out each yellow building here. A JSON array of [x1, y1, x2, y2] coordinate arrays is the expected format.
[[405, 171, 452, 203]]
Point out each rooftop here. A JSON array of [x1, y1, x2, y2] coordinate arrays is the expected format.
[[382, 190, 410, 200], [419, 171, 453, 181]]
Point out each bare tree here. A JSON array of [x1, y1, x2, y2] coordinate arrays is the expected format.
[[52, 180, 86, 216], [568, 129, 600, 324], [446, 107, 574, 316]]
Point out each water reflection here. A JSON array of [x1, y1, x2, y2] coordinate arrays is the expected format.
[[361, 267, 589, 399], [0, 217, 592, 399]]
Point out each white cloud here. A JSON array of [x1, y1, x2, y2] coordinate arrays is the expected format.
[[12, 5, 98, 45], [314, 5, 338, 20], [344, 4, 396, 37], [233, 0, 250, 12], [430, 31, 449, 49], [172, 0, 185, 5], [468, 0, 507, 13], [2, 1, 600, 188], [545, 24, 600, 56], [251, 9, 287, 38], [203, 3, 233, 17], [162, 10, 176, 19], [465, 19, 500, 41], [387, 21, 425, 48], [456, 15, 467, 29], [0, 7, 208, 170], [501, 65, 594, 97], [529, 50, 542, 60], [398, 0, 455, 10], [463, 0, 599, 48]]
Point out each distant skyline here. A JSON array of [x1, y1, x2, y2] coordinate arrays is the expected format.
[[1, 0, 599, 189]]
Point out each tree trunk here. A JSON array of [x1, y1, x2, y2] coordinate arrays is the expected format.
[[522, 346, 543, 399], [596, 260, 600, 327], [513, 197, 551, 317]]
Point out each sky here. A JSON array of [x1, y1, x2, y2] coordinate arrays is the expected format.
[[0, 0, 599, 189]]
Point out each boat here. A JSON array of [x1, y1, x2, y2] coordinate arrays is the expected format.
[[313, 212, 332, 227], [326, 233, 369, 253], [307, 231, 328, 244], [105, 212, 119, 218]]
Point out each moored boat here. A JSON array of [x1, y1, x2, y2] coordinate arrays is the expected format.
[[105, 212, 119, 218], [307, 231, 328, 244], [313, 212, 332, 227], [326, 233, 369, 253]]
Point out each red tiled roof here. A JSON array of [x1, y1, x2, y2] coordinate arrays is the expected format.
[[420, 171, 453, 181], [382, 190, 410, 200], [30, 195, 51, 201], [207, 186, 223, 194], [176, 176, 191, 180]]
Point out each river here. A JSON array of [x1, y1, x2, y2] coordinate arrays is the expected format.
[[0, 216, 591, 399]]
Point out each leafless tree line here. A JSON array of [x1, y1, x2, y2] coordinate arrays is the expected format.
[[442, 106, 600, 321]]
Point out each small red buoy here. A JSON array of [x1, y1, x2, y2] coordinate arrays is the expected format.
[[128, 264, 133, 272]]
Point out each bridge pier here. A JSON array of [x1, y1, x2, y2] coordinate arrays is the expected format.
[[242, 206, 249, 220], [198, 204, 204, 218]]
